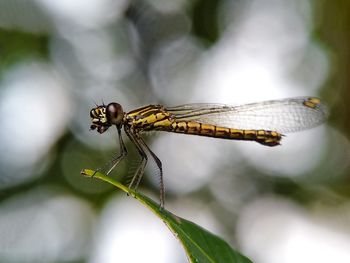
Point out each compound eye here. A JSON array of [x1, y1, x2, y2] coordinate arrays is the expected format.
[[106, 103, 124, 125]]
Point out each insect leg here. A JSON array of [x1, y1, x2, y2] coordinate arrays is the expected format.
[[124, 127, 148, 191], [106, 127, 128, 175], [136, 135, 164, 208]]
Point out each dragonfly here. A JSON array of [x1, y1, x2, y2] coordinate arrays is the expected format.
[[89, 96, 328, 207]]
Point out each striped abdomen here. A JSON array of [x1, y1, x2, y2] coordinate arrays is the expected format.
[[152, 120, 282, 146]]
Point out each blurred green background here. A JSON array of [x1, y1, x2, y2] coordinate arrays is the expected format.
[[0, 0, 349, 262]]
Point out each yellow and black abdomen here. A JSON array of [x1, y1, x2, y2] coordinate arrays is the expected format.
[[156, 120, 282, 146]]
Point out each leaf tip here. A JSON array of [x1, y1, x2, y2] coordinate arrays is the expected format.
[[81, 168, 95, 177]]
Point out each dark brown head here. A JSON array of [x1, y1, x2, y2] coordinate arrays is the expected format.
[[89, 103, 124, 133]]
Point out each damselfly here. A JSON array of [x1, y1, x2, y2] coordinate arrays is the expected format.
[[89, 97, 328, 207]]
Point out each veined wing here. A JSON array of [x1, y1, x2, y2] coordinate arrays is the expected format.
[[166, 97, 328, 133]]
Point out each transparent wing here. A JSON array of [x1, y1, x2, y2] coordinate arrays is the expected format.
[[166, 97, 328, 133]]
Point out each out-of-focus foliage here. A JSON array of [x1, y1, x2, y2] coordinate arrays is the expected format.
[[316, 0, 350, 136], [190, 0, 221, 45], [0, 30, 48, 73]]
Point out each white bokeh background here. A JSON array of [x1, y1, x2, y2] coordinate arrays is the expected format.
[[0, 0, 348, 262]]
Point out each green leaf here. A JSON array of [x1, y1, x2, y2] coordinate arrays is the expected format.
[[81, 169, 253, 263]]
